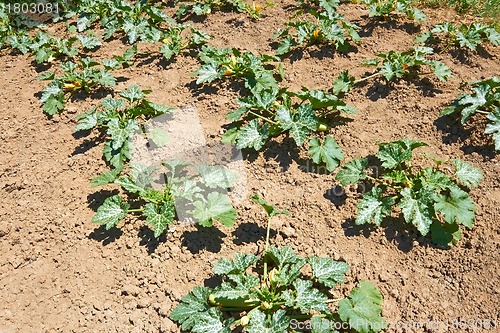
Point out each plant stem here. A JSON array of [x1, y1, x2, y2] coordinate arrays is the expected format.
[[127, 208, 144, 213], [263, 216, 272, 282], [248, 110, 279, 125], [323, 298, 342, 303], [475, 110, 490, 115], [354, 72, 383, 84], [288, 314, 326, 320]]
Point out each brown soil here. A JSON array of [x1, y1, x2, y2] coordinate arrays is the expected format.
[[1, 1, 499, 333]]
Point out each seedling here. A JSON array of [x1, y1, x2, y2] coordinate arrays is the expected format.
[[74, 84, 174, 172], [361, 0, 426, 22], [440, 76, 500, 151], [221, 86, 354, 171], [274, 0, 360, 55], [38, 58, 117, 115], [91, 162, 238, 237], [336, 138, 483, 246], [159, 24, 210, 61], [194, 46, 281, 95], [170, 194, 385, 332], [8, 30, 79, 64], [415, 22, 500, 51], [334, 46, 451, 93]]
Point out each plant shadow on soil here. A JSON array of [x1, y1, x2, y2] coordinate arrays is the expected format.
[[359, 76, 442, 102], [357, 17, 421, 38], [71, 130, 107, 155], [341, 216, 447, 252], [435, 114, 496, 159], [233, 222, 277, 245], [181, 226, 228, 254]]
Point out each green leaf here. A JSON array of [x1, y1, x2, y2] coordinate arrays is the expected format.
[[485, 109, 500, 151], [432, 61, 452, 82], [338, 281, 385, 333], [76, 34, 102, 50], [170, 286, 212, 331], [434, 187, 475, 228], [236, 119, 269, 151], [356, 187, 395, 226], [276, 36, 293, 55], [96, 70, 117, 87], [221, 127, 239, 144], [267, 246, 302, 268], [452, 159, 483, 188], [40, 83, 62, 103], [283, 279, 328, 313], [246, 71, 279, 96], [120, 84, 146, 103], [308, 136, 344, 172], [251, 193, 290, 218], [332, 70, 355, 94], [276, 104, 318, 146], [197, 165, 237, 189], [309, 256, 349, 288], [144, 202, 175, 238], [430, 221, 462, 246], [196, 63, 220, 84], [377, 138, 428, 169], [75, 108, 98, 131], [213, 253, 259, 275], [192, 192, 237, 227], [91, 168, 122, 187], [149, 127, 170, 147], [458, 84, 489, 123], [192, 308, 231, 333], [336, 158, 368, 185], [91, 195, 129, 230], [107, 118, 139, 150], [43, 94, 65, 115], [246, 309, 290, 333], [398, 187, 435, 236], [115, 176, 143, 194]]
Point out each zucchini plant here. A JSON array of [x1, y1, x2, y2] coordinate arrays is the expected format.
[[360, 0, 426, 22], [440, 76, 500, 151], [360, 46, 452, 83], [92, 161, 238, 237], [221, 86, 353, 171], [336, 138, 483, 246], [70, 0, 172, 43], [159, 24, 210, 61], [7, 30, 80, 64], [38, 58, 117, 115], [74, 84, 174, 174], [334, 46, 452, 94], [170, 194, 385, 332], [273, 0, 360, 55], [175, 0, 264, 19], [194, 45, 282, 95], [415, 22, 500, 51]]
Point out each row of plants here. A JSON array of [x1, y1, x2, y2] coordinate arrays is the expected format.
[[0, 0, 497, 331], [1, 0, 496, 249]]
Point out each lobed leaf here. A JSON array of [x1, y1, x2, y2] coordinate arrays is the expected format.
[[338, 281, 385, 333], [309, 256, 349, 288], [91, 195, 129, 230], [336, 158, 368, 185], [308, 136, 344, 172], [356, 187, 395, 226], [452, 159, 483, 188]]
